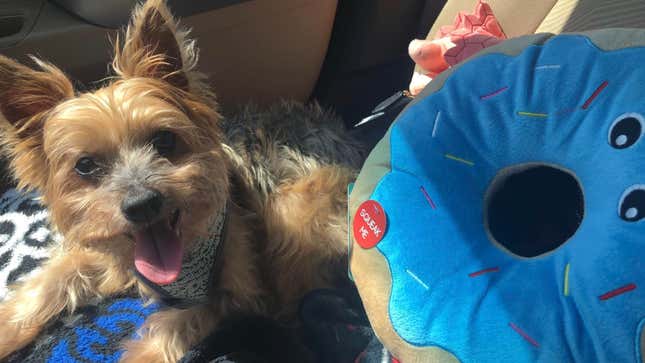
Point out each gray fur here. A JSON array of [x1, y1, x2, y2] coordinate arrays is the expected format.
[[223, 101, 365, 198], [107, 146, 171, 194]]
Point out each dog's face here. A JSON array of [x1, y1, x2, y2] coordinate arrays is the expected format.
[[0, 0, 228, 284]]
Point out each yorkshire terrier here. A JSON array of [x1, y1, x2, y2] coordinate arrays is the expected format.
[[0, 0, 362, 361]]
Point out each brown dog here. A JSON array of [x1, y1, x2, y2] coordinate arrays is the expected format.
[[0, 0, 362, 361]]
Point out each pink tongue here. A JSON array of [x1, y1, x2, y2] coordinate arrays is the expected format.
[[134, 219, 183, 285]]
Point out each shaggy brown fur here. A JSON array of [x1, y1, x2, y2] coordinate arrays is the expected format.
[[0, 1, 363, 362]]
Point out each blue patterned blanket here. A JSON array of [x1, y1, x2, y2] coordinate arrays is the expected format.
[[0, 186, 385, 363], [0, 187, 159, 363]]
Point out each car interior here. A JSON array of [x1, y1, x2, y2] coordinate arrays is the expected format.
[[0, 0, 438, 130], [4, 0, 645, 145], [0, 0, 644, 362]]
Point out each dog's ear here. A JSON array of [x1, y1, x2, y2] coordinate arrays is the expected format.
[[0, 55, 73, 190], [0, 55, 73, 128], [113, 0, 194, 91]]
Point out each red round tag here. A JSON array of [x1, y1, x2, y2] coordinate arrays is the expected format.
[[353, 200, 387, 249]]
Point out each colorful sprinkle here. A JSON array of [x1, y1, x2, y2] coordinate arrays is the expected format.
[[432, 111, 441, 138], [468, 266, 500, 278], [582, 80, 608, 109], [599, 283, 636, 301], [534, 64, 561, 70], [480, 86, 509, 100], [563, 263, 570, 296], [445, 154, 475, 166], [509, 322, 540, 348], [517, 111, 548, 118], [406, 269, 429, 290], [420, 186, 436, 209]]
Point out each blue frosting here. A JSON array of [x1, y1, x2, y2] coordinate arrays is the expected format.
[[369, 35, 645, 362]]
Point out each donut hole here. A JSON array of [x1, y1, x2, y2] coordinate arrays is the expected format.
[[485, 164, 584, 258]]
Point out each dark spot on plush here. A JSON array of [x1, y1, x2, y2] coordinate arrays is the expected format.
[[620, 187, 644, 222], [486, 165, 584, 257], [609, 115, 642, 149]]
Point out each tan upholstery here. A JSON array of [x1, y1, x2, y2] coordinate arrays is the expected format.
[[186, 0, 338, 108], [537, 0, 645, 33], [2, 0, 337, 110]]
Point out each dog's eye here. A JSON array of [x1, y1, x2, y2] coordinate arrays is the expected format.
[[609, 113, 642, 149], [618, 185, 644, 222], [74, 157, 100, 177], [151, 130, 176, 157]]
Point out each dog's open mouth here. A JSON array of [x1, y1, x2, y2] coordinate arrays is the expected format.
[[134, 209, 183, 285]]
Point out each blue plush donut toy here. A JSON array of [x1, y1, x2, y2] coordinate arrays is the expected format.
[[349, 30, 644, 363]]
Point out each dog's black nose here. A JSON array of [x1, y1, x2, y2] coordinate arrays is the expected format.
[[121, 187, 164, 223]]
